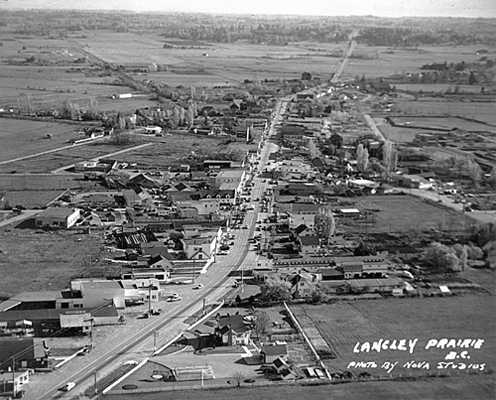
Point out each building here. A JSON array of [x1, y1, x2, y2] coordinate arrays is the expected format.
[[0, 337, 48, 371], [34, 207, 81, 229], [261, 344, 288, 364], [0, 370, 30, 396], [215, 314, 252, 346]]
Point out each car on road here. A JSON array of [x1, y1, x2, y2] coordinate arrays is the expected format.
[[193, 284, 204, 290], [166, 294, 182, 302], [59, 382, 76, 392]]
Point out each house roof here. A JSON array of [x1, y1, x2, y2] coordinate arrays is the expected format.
[[218, 314, 251, 333], [261, 344, 287, 356], [300, 235, 320, 246], [36, 207, 78, 219]]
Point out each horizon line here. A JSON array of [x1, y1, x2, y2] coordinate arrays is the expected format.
[[1, 7, 495, 19]]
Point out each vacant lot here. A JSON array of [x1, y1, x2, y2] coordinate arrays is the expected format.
[[0, 228, 106, 297], [336, 195, 476, 234], [0, 118, 82, 162], [296, 295, 495, 378], [111, 134, 248, 168]]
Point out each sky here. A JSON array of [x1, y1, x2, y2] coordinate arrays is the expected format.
[[1, 0, 496, 18]]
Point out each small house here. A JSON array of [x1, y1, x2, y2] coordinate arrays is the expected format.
[[34, 207, 80, 229], [261, 343, 288, 364]]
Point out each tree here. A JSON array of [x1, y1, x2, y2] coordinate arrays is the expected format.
[[422, 242, 462, 272], [329, 133, 343, 149], [356, 143, 369, 173], [253, 311, 270, 340], [259, 277, 292, 303], [301, 71, 312, 81], [468, 71, 477, 85], [382, 141, 396, 179]]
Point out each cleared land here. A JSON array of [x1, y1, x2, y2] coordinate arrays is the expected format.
[[336, 195, 476, 234], [391, 100, 496, 126], [77, 32, 343, 82], [296, 295, 496, 378], [0, 228, 106, 297], [342, 44, 496, 80], [0, 118, 83, 162]]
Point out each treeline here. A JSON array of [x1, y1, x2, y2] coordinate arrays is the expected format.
[[2, 11, 495, 46]]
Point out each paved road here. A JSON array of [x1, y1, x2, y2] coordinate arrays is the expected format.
[[25, 99, 284, 400], [331, 29, 358, 83]]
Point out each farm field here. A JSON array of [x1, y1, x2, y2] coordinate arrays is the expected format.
[[394, 84, 487, 94], [295, 295, 496, 378], [0, 174, 102, 191], [0, 228, 106, 297], [389, 116, 494, 132], [342, 44, 496, 80], [105, 374, 495, 400], [77, 32, 343, 82], [0, 65, 141, 110], [0, 138, 147, 173], [391, 100, 496, 126], [2, 190, 64, 209], [336, 195, 477, 234], [0, 117, 84, 162]]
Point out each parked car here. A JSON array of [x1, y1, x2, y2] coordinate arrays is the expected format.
[[193, 284, 204, 290], [59, 382, 76, 392]]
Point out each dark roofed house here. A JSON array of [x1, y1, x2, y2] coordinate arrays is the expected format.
[[261, 343, 288, 364], [215, 314, 252, 346]]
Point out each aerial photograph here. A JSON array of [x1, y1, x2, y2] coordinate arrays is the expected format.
[[0, 0, 494, 399]]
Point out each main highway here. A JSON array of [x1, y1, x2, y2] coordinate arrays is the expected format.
[[24, 99, 287, 400]]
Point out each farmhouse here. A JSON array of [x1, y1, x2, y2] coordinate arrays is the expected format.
[[34, 207, 80, 229]]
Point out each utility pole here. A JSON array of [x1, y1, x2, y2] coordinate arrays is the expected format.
[[94, 369, 98, 396], [12, 357, 16, 399], [148, 285, 152, 315], [153, 330, 158, 353]]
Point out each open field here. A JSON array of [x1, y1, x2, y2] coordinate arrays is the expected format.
[[394, 84, 487, 94], [105, 374, 495, 400], [0, 117, 84, 162], [336, 195, 477, 234], [296, 295, 496, 378], [391, 100, 496, 126], [389, 116, 494, 132], [2, 190, 64, 209], [0, 174, 103, 191], [0, 228, 106, 297], [111, 134, 250, 168], [77, 32, 343, 82], [0, 138, 149, 173], [342, 44, 496, 79]]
